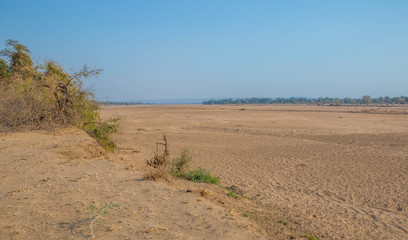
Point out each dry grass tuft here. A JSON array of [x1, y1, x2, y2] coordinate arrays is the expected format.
[[143, 166, 169, 181], [199, 188, 211, 197]]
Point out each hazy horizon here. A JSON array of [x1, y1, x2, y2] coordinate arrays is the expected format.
[[2, 1, 407, 102]]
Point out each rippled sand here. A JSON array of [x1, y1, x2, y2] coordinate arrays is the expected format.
[[103, 105, 408, 240]]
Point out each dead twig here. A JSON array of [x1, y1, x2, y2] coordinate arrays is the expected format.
[[147, 135, 169, 167]]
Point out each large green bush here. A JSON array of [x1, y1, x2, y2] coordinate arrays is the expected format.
[[0, 39, 118, 150]]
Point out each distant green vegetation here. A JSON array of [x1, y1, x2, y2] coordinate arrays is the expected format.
[[0, 39, 118, 151], [98, 101, 147, 106], [203, 96, 408, 105]]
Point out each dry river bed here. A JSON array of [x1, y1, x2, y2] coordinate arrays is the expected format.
[[102, 105, 408, 240]]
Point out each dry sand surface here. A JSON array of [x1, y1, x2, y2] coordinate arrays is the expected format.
[[100, 105, 408, 240], [0, 128, 266, 239]]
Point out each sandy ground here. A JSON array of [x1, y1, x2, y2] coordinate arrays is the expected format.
[[0, 128, 266, 239], [101, 105, 408, 240]]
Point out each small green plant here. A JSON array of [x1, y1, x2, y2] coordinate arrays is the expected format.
[[278, 219, 288, 226], [227, 190, 242, 199], [186, 168, 220, 184], [242, 212, 249, 217], [239, 108, 246, 111], [169, 150, 220, 185], [88, 202, 119, 238], [171, 149, 191, 177], [304, 234, 320, 240]]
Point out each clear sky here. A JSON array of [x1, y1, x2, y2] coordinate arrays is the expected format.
[[1, 0, 407, 101]]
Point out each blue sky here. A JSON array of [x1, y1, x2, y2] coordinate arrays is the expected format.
[[1, 0, 407, 101]]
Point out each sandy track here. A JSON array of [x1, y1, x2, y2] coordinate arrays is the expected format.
[[102, 105, 408, 239]]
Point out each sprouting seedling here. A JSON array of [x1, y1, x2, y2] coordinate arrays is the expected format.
[[88, 202, 119, 238]]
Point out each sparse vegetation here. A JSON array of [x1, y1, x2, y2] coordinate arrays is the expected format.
[[226, 185, 248, 200], [170, 150, 219, 184], [171, 149, 191, 177], [278, 219, 288, 226], [88, 202, 119, 238], [227, 190, 242, 199], [145, 146, 220, 185], [83, 119, 120, 151], [199, 188, 211, 196], [143, 136, 171, 181], [147, 135, 169, 167], [242, 212, 249, 217], [143, 165, 170, 181], [0, 39, 118, 150], [185, 168, 220, 184], [304, 234, 320, 240]]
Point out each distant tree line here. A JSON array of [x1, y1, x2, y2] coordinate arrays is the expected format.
[[98, 101, 147, 106], [202, 96, 408, 105]]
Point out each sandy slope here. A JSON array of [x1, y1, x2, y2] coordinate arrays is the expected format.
[[102, 105, 408, 240], [0, 128, 265, 239]]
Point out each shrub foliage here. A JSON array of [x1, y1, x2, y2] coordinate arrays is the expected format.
[[171, 150, 220, 184], [0, 39, 118, 150], [185, 168, 220, 184], [171, 149, 192, 177]]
